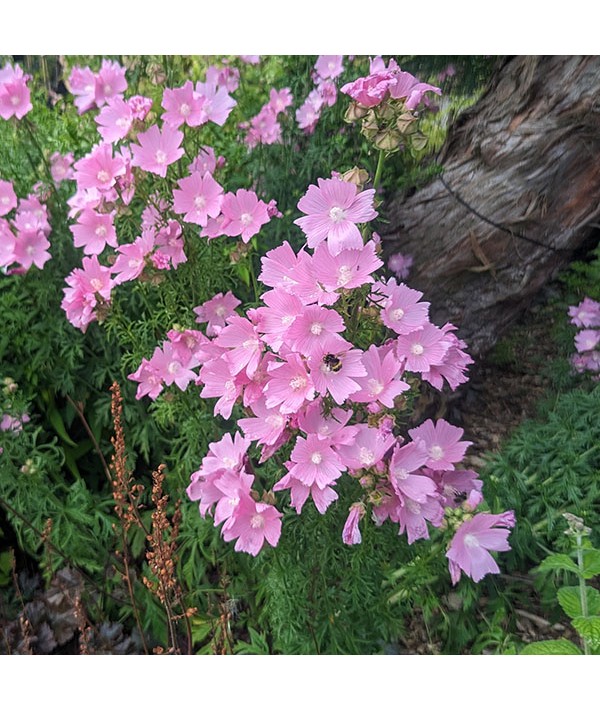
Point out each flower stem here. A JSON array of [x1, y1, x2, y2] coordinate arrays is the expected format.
[[575, 532, 590, 655], [373, 150, 386, 193]]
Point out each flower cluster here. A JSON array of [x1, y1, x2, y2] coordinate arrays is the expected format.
[[568, 297, 600, 376], [296, 55, 344, 134], [0, 62, 32, 120], [126, 166, 514, 583], [0, 181, 52, 273], [342, 56, 441, 153], [242, 87, 293, 149]]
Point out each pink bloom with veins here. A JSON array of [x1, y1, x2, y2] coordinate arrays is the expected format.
[[258, 241, 302, 292], [350, 344, 410, 408], [189, 146, 222, 176], [222, 494, 282, 556], [161, 80, 207, 128], [194, 291, 241, 337], [94, 60, 127, 108], [297, 399, 354, 445], [12, 230, 51, 270], [74, 143, 126, 192], [287, 434, 346, 489], [70, 209, 117, 255], [268, 88, 293, 115], [201, 432, 250, 476], [296, 91, 323, 133], [50, 152, 74, 185], [216, 313, 263, 378], [148, 342, 197, 391], [395, 323, 451, 373], [128, 358, 164, 400], [238, 396, 289, 446], [264, 352, 316, 414], [575, 329, 600, 353], [112, 230, 155, 284], [194, 80, 237, 126], [221, 189, 270, 243], [396, 494, 444, 544], [388, 441, 436, 503], [214, 470, 254, 528], [0, 180, 17, 216], [408, 418, 472, 471], [254, 288, 303, 353], [422, 323, 473, 391], [291, 250, 338, 307], [173, 171, 224, 227], [309, 340, 367, 405], [569, 297, 600, 328], [374, 278, 430, 335], [336, 424, 395, 472], [286, 304, 346, 357], [447, 511, 515, 585], [0, 63, 32, 120], [95, 97, 133, 143], [154, 220, 186, 268], [295, 177, 377, 255], [68, 66, 97, 114], [130, 124, 184, 178], [342, 503, 366, 545], [312, 242, 383, 293]]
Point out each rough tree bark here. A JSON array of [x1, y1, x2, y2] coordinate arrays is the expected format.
[[381, 55, 600, 357]]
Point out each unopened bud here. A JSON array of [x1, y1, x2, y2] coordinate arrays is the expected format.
[[341, 166, 370, 190], [374, 129, 402, 152], [344, 101, 369, 123]]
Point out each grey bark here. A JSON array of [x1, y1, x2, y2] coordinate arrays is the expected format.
[[381, 55, 600, 357]]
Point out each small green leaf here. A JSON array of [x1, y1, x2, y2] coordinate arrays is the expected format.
[[236, 263, 250, 287], [557, 586, 600, 618], [537, 553, 580, 575], [520, 639, 582, 655], [47, 407, 78, 448], [571, 616, 600, 649], [582, 550, 600, 579]]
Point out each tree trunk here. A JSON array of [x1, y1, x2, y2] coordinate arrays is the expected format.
[[381, 55, 600, 357]]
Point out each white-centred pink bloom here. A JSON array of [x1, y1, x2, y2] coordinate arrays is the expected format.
[[315, 55, 344, 81], [395, 323, 451, 373], [336, 424, 395, 472], [308, 341, 367, 405], [111, 230, 155, 284], [238, 397, 289, 446], [295, 177, 377, 255], [350, 344, 410, 408], [221, 189, 270, 243], [312, 240, 383, 293], [215, 313, 263, 378], [95, 97, 133, 143], [161, 80, 207, 128], [287, 434, 346, 488], [74, 143, 126, 192], [194, 80, 237, 126], [70, 209, 117, 255], [263, 353, 316, 414], [0, 180, 17, 216], [408, 418, 472, 471], [221, 494, 282, 556], [172, 171, 224, 227], [194, 291, 241, 337], [130, 124, 184, 178], [285, 304, 346, 357], [374, 278, 430, 335]]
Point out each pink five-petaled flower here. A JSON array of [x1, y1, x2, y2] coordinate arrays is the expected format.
[[375, 278, 430, 335], [408, 418, 472, 471], [12, 230, 51, 270], [254, 288, 303, 353], [213, 470, 255, 528], [112, 229, 155, 285], [446, 511, 515, 585], [74, 143, 126, 192], [130, 123, 184, 178], [215, 313, 263, 378], [295, 177, 377, 255], [221, 493, 282, 556], [95, 97, 133, 143], [263, 352, 316, 414], [128, 358, 164, 400], [0, 63, 32, 120], [395, 323, 450, 373], [312, 240, 383, 293], [237, 397, 289, 446], [172, 171, 224, 227], [94, 59, 128, 108], [194, 291, 241, 337], [50, 152, 74, 184], [287, 434, 346, 488], [70, 209, 117, 255], [575, 329, 600, 353], [286, 304, 346, 357], [161, 80, 207, 128], [336, 424, 395, 472], [193, 80, 237, 126], [388, 441, 437, 503], [315, 55, 344, 81], [569, 297, 600, 328], [309, 341, 367, 405], [221, 189, 270, 243], [350, 344, 409, 408]]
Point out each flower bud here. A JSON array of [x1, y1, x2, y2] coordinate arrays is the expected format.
[[344, 101, 369, 123], [341, 166, 370, 190], [374, 129, 402, 152]]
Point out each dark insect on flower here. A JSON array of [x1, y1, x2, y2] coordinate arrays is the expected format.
[[322, 353, 343, 372]]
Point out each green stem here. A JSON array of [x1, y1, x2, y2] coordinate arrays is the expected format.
[[575, 533, 590, 655], [373, 150, 386, 193], [21, 117, 61, 205]]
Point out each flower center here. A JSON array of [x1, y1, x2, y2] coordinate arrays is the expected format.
[[406, 499, 421, 514], [167, 361, 181, 374], [429, 445, 444, 461], [359, 447, 375, 466], [95, 226, 107, 238], [180, 103, 191, 117], [250, 513, 265, 529], [337, 265, 352, 287], [310, 452, 323, 464], [116, 117, 129, 129], [290, 375, 307, 391], [463, 533, 480, 548], [310, 322, 323, 335], [391, 307, 405, 321], [394, 467, 409, 481], [242, 337, 259, 350], [222, 456, 236, 468], [96, 170, 110, 183], [266, 414, 284, 428], [281, 315, 295, 326], [224, 380, 235, 393], [128, 257, 142, 268], [10, 95, 20, 106], [240, 212, 253, 227], [155, 150, 167, 165], [410, 343, 424, 356], [104, 84, 112, 95], [328, 206, 346, 223], [0, 196, 9, 205], [215, 305, 227, 317], [194, 195, 206, 210], [368, 378, 384, 395], [90, 278, 103, 290]]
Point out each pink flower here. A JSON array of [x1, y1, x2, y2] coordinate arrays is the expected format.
[[130, 124, 184, 178], [569, 297, 600, 328], [147, 342, 197, 391], [154, 220, 187, 269], [408, 418, 472, 471], [254, 288, 303, 352], [68, 66, 97, 114], [173, 171, 224, 227], [194, 291, 241, 337], [70, 209, 117, 255], [221, 494, 282, 556], [61, 256, 113, 332], [288, 434, 346, 488], [388, 441, 437, 503], [447, 511, 515, 585], [74, 143, 126, 192], [128, 358, 164, 400], [194, 80, 236, 126], [245, 106, 281, 148], [421, 323, 473, 391], [315, 56, 344, 81], [350, 344, 409, 408], [12, 230, 51, 270], [388, 252, 413, 280], [395, 323, 450, 373], [263, 353, 316, 414], [268, 88, 293, 115], [240, 56, 260, 65], [374, 278, 430, 335], [214, 470, 254, 527], [312, 240, 383, 294], [258, 241, 302, 292], [94, 60, 127, 108], [112, 230, 155, 284], [297, 400, 354, 445], [216, 314, 263, 378], [201, 432, 250, 476], [396, 494, 444, 544], [295, 177, 377, 255], [342, 503, 365, 545], [0, 180, 17, 216], [0, 63, 32, 120], [575, 329, 600, 353], [0, 219, 16, 267], [221, 189, 270, 243], [336, 424, 395, 472], [309, 341, 367, 405], [285, 304, 346, 357], [50, 152, 74, 185], [295, 93, 323, 134], [189, 146, 223, 176], [95, 97, 133, 143], [238, 397, 289, 446], [161, 81, 207, 128], [128, 95, 153, 121]]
